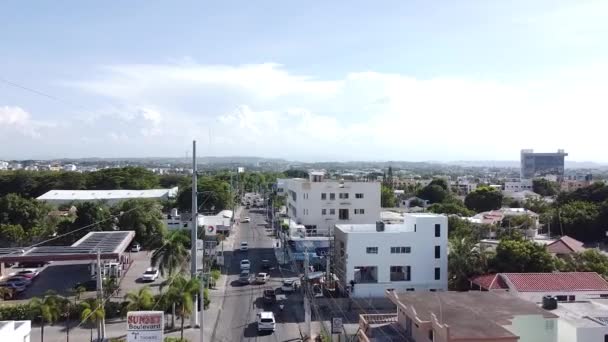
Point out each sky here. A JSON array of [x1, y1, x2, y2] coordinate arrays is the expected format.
[[1, 1, 608, 162]]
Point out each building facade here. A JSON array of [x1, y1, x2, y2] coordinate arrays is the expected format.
[[0, 320, 31, 342], [334, 214, 448, 298], [283, 173, 381, 236], [520, 149, 568, 180]]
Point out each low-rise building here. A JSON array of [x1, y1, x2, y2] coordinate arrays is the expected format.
[[546, 236, 586, 256], [504, 178, 533, 192], [37, 187, 178, 205], [358, 291, 558, 342], [471, 272, 608, 304], [552, 298, 608, 342], [334, 214, 448, 298], [0, 320, 31, 342]]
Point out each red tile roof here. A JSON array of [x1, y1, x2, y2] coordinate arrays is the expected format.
[[503, 272, 608, 292], [470, 274, 508, 290], [546, 236, 585, 254]]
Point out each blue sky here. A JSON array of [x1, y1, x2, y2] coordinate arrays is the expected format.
[[1, 1, 608, 161]]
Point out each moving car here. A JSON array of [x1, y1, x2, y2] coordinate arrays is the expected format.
[[240, 259, 251, 270], [239, 270, 251, 284], [240, 241, 249, 252], [131, 243, 141, 252], [257, 311, 276, 332], [263, 289, 276, 304], [241, 217, 251, 223], [74, 279, 97, 291], [142, 267, 159, 282], [281, 279, 298, 293], [255, 273, 269, 284], [12, 269, 39, 279]]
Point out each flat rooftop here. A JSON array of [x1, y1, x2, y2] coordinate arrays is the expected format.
[[336, 224, 415, 234], [0, 231, 135, 262], [393, 291, 557, 340], [37, 188, 176, 201], [552, 300, 608, 328]]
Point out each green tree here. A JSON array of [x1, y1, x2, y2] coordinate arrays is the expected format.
[[0, 224, 26, 247], [428, 202, 473, 216], [523, 197, 551, 214], [464, 186, 503, 212], [113, 199, 167, 249], [164, 275, 201, 340], [553, 201, 600, 242], [381, 185, 396, 207], [0, 193, 52, 230], [428, 178, 449, 191], [533, 179, 559, 197], [559, 249, 608, 276], [176, 177, 231, 213], [123, 286, 155, 314], [29, 293, 62, 342], [489, 239, 555, 273], [448, 238, 486, 291], [151, 230, 190, 276], [56, 202, 113, 244], [417, 185, 447, 204], [284, 169, 309, 178], [86, 167, 159, 190], [79, 299, 105, 342]]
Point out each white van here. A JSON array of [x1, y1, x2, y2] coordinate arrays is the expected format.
[[257, 311, 276, 332]]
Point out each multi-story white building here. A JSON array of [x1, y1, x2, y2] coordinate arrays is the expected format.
[[504, 178, 533, 192], [334, 213, 448, 298], [63, 164, 77, 171], [283, 172, 381, 236]]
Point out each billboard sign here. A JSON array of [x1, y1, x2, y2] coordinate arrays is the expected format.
[[127, 311, 164, 342]]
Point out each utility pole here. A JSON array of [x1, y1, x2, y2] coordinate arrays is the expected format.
[[191, 140, 200, 328], [303, 247, 311, 339], [96, 249, 106, 340]]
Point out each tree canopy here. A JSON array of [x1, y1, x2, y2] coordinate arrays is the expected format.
[[489, 239, 555, 273], [381, 185, 396, 207], [417, 184, 448, 204], [284, 169, 309, 178], [176, 176, 232, 213], [464, 186, 503, 212], [532, 179, 559, 197]]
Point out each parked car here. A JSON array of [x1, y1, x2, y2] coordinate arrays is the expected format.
[[8, 276, 32, 286], [12, 269, 39, 279], [131, 243, 141, 252], [239, 270, 251, 284], [74, 279, 97, 291], [242, 217, 251, 223], [0, 281, 27, 293], [240, 241, 249, 252], [255, 273, 269, 284], [142, 267, 159, 282], [263, 289, 276, 304], [240, 259, 251, 270], [281, 279, 298, 293], [257, 311, 276, 332]]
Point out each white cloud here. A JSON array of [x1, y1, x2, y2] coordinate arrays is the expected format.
[[0, 106, 41, 137], [15, 61, 606, 161]]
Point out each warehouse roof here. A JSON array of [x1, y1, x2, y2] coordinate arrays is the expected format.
[[37, 187, 177, 201]]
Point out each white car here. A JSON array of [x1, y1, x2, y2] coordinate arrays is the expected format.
[[12, 269, 39, 279], [281, 279, 298, 292], [142, 267, 159, 282], [240, 259, 251, 270], [242, 217, 251, 223], [255, 273, 269, 284], [131, 243, 141, 252], [257, 311, 276, 332], [240, 242, 249, 252]]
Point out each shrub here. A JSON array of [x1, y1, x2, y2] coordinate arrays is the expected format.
[[0, 303, 33, 320]]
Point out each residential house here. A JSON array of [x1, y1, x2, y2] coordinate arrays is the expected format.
[[546, 236, 586, 256]]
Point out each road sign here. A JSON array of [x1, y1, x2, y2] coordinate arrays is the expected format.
[[127, 311, 164, 342], [331, 317, 343, 334]]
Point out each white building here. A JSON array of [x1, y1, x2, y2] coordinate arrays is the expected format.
[[37, 187, 178, 206], [283, 172, 381, 236], [0, 161, 8, 170], [334, 213, 448, 298], [0, 320, 31, 342], [554, 299, 608, 342], [504, 179, 533, 192], [62, 164, 77, 171]]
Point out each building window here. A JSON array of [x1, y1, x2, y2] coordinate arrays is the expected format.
[[390, 247, 411, 254], [354, 266, 378, 283], [339, 193, 349, 199], [354, 209, 365, 215], [435, 246, 440, 259], [435, 224, 441, 237], [406, 288, 415, 291], [330, 193, 336, 200], [434, 267, 440, 280], [339, 209, 349, 220], [329, 209, 335, 215], [556, 295, 568, 302], [355, 193, 364, 199], [390, 266, 410, 281], [321, 193, 327, 200], [568, 295, 576, 301], [322, 209, 326, 215], [366, 247, 378, 254]]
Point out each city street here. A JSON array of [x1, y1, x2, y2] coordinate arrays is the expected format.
[[211, 207, 304, 342]]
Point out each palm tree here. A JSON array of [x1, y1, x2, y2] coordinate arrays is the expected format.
[[80, 299, 105, 342], [151, 229, 190, 276], [29, 292, 62, 342], [165, 275, 201, 340], [448, 237, 485, 291], [123, 286, 155, 315]]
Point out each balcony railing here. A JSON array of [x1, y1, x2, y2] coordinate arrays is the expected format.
[[358, 314, 410, 342]]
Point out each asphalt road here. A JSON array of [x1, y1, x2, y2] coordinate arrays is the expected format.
[[212, 207, 304, 342]]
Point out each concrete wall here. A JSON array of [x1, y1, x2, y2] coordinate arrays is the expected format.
[[285, 179, 381, 234], [336, 215, 448, 298], [0, 321, 31, 342], [558, 318, 608, 342], [503, 314, 558, 342], [515, 291, 608, 304]]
